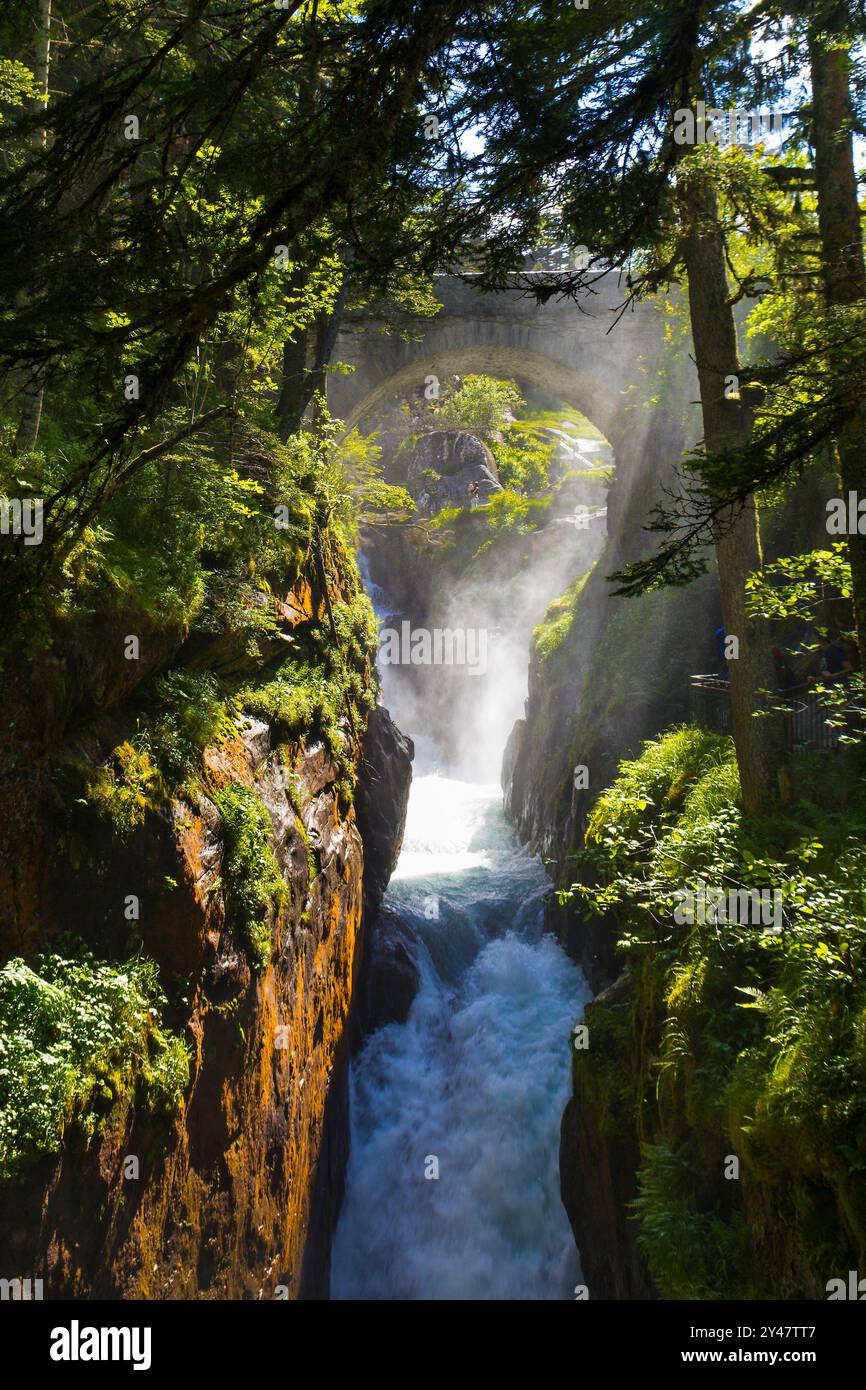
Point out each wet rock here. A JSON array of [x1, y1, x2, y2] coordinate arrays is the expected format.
[[355, 704, 414, 914], [559, 977, 655, 1299], [501, 717, 526, 823], [361, 906, 421, 1034], [0, 687, 416, 1301]]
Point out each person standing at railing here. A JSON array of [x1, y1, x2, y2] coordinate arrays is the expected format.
[[812, 631, 853, 684]]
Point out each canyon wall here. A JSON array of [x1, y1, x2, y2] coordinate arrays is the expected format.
[[501, 339, 842, 1298], [0, 550, 412, 1299], [501, 355, 711, 1298]]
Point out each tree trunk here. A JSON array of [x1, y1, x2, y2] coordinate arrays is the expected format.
[[809, 33, 866, 664], [33, 0, 52, 149], [310, 275, 349, 430], [277, 271, 348, 439], [13, 380, 45, 455], [681, 170, 787, 813], [276, 326, 312, 440], [13, 0, 52, 455]]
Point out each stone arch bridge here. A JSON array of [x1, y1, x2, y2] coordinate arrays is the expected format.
[[329, 273, 692, 478]]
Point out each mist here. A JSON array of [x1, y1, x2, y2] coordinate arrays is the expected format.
[[361, 433, 609, 781]]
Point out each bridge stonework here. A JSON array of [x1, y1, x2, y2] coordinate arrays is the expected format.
[[329, 273, 684, 466]]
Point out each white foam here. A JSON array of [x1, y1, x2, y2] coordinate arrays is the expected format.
[[331, 774, 590, 1300]]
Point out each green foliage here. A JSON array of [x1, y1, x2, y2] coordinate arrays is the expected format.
[[585, 724, 728, 843], [84, 671, 240, 832], [0, 946, 189, 1180], [214, 782, 287, 975], [633, 1141, 753, 1299], [746, 544, 866, 742], [483, 487, 550, 533], [136, 670, 239, 790], [533, 573, 589, 663], [85, 742, 164, 838], [3, 421, 321, 659], [432, 375, 558, 493], [0, 57, 42, 110], [434, 374, 522, 439], [335, 427, 416, 523], [565, 726, 866, 1297], [240, 661, 345, 743], [0, 0, 487, 621], [491, 427, 555, 492], [746, 542, 853, 623], [238, 588, 376, 777], [516, 407, 606, 441]]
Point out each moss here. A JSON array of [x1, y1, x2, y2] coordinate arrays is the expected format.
[[278, 766, 318, 892], [214, 782, 287, 974], [237, 588, 377, 792], [533, 572, 589, 664], [85, 742, 165, 836], [136, 669, 239, 794], [572, 979, 637, 1138], [80, 670, 244, 844], [516, 405, 607, 440]]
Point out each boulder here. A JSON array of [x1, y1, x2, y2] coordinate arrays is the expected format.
[[406, 430, 503, 514]]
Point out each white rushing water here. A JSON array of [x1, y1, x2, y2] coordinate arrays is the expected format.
[[331, 764, 590, 1300]]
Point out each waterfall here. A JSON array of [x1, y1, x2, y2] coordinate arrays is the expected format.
[[332, 556, 590, 1298]]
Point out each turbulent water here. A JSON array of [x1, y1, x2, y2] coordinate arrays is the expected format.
[[331, 763, 590, 1300]]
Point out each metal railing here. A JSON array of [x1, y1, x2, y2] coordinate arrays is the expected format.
[[689, 675, 845, 750], [689, 675, 732, 735]]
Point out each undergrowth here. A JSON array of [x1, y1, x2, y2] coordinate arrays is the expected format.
[[563, 725, 866, 1298], [214, 782, 287, 974], [0, 945, 189, 1180]]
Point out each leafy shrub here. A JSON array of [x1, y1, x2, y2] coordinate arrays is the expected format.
[[533, 573, 590, 663], [492, 426, 555, 492], [633, 1141, 753, 1299], [214, 782, 287, 974], [0, 947, 189, 1180], [85, 742, 164, 837], [564, 725, 866, 1297], [434, 374, 522, 438], [238, 591, 376, 776], [136, 669, 239, 790]]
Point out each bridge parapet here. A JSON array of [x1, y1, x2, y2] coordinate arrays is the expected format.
[[331, 272, 678, 451]]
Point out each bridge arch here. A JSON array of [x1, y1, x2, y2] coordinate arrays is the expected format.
[[328, 273, 672, 462], [334, 343, 622, 444]]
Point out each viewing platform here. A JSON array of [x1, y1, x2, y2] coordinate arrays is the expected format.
[[689, 675, 845, 750]]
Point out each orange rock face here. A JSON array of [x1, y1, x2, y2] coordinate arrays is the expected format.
[[0, 568, 413, 1300], [0, 723, 380, 1299]]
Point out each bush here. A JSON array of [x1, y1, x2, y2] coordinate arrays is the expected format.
[[214, 782, 287, 974], [0, 947, 189, 1180], [564, 725, 866, 1297], [85, 742, 164, 837], [534, 573, 589, 664]]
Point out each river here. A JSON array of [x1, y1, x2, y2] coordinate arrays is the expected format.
[[330, 652, 590, 1296]]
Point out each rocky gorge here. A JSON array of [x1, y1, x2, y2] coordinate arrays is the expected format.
[[0, 524, 413, 1299]]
